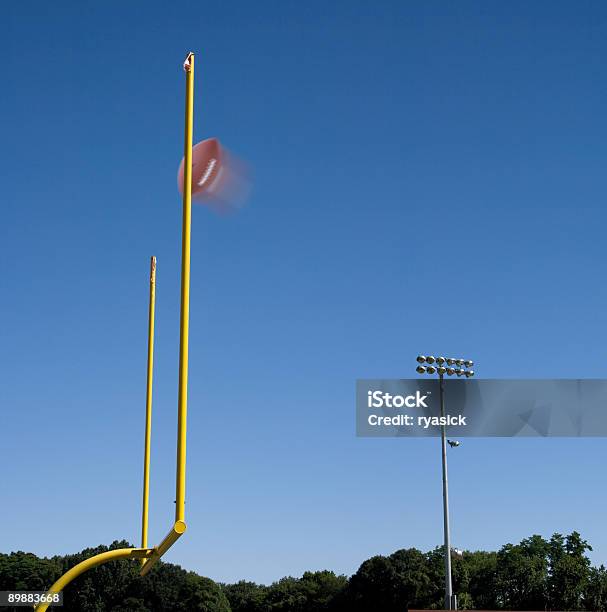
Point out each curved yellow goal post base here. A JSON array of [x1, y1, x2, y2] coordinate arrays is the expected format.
[[33, 547, 153, 612]]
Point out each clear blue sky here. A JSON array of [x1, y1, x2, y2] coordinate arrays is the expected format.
[[3, 0, 607, 585]]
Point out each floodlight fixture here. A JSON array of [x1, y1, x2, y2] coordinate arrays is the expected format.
[[416, 365, 426, 374], [446, 367, 455, 376], [447, 358, 456, 366], [437, 366, 447, 375], [464, 360, 473, 368], [417, 355, 426, 364], [455, 369, 463, 377], [437, 356, 446, 365], [427, 366, 437, 374], [465, 370, 474, 378], [447, 440, 460, 448], [426, 355, 436, 364]]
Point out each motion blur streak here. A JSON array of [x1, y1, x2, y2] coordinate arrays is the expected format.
[[177, 138, 252, 215]]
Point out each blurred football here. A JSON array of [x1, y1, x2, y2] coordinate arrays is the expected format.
[[177, 137, 223, 199]]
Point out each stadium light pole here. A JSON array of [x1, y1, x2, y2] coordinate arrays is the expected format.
[[416, 355, 474, 610]]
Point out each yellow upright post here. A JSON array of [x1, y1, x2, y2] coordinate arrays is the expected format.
[[176, 51, 194, 524], [139, 54, 195, 577], [141, 255, 157, 559]]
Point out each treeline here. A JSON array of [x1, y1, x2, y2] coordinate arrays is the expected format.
[[1, 532, 606, 611], [0, 541, 230, 612], [222, 532, 607, 611]]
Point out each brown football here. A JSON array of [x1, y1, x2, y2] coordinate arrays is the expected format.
[[177, 137, 223, 198]]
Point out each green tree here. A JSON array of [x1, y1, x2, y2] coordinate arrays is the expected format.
[[264, 576, 306, 610], [110, 597, 149, 611], [584, 565, 607, 611], [298, 570, 348, 610], [179, 573, 231, 612], [426, 546, 474, 609], [462, 551, 498, 610], [494, 534, 549, 609], [548, 532, 592, 611], [0, 551, 61, 591], [261, 571, 346, 611], [346, 548, 431, 611], [222, 580, 268, 612]]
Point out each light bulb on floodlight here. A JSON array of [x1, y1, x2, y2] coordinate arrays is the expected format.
[[416, 365, 426, 374], [436, 356, 445, 365], [464, 360, 474, 367], [456, 369, 463, 377], [417, 355, 426, 364], [446, 368, 455, 376], [426, 365, 436, 374], [456, 359, 464, 366], [447, 358, 455, 366], [465, 370, 474, 378], [437, 366, 447, 375], [426, 355, 435, 364]]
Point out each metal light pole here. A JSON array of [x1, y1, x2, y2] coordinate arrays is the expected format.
[[416, 355, 474, 611]]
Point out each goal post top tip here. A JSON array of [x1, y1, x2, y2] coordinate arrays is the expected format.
[[183, 52, 194, 72]]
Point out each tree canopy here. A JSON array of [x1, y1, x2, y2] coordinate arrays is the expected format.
[[1, 532, 606, 611]]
